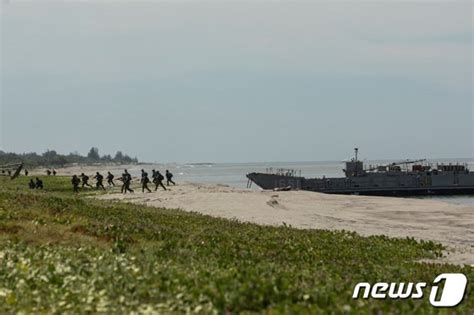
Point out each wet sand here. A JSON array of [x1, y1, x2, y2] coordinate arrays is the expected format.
[[97, 182, 474, 266]]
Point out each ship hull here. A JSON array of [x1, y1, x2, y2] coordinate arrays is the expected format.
[[321, 187, 474, 196]]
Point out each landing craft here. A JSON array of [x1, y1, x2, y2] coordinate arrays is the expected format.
[[247, 149, 474, 196]]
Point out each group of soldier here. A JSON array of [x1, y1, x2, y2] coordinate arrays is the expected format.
[[28, 177, 44, 190], [46, 169, 57, 176], [71, 169, 176, 193], [138, 169, 176, 193]]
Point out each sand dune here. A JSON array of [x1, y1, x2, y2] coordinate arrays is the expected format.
[[98, 182, 474, 266]]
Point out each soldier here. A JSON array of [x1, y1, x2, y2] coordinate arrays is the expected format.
[[46, 169, 52, 176], [118, 175, 125, 193], [124, 169, 131, 181], [154, 170, 167, 191], [166, 170, 175, 186], [28, 179, 35, 189], [106, 172, 115, 186], [80, 173, 92, 188], [141, 170, 151, 193], [52, 169, 57, 176], [35, 177, 43, 189], [24, 169, 29, 176], [121, 169, 134, 194], [119, 171, 126, 193], [151, 169, 159, 189], [72, 175, 81, 193], [94, 172, 106, 190], [123, 174, 134, 194]]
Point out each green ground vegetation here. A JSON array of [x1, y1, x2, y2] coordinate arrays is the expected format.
[[0, 176, 472, 314]]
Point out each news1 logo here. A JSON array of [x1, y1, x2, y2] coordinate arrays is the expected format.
[[353, 273, 468, 307]]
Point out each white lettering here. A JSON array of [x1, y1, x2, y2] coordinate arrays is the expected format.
[[388, 283, 413, 299], [352, 283, 371, 299], [412, 283, 427, 299], [352, 273, 467, 308], [429, 274, 467, 307], [371, 283, 389, 299]]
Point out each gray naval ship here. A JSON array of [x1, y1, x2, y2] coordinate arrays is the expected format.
[[246, 149, 474, 196]]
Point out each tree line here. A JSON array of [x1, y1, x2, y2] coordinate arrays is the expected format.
[[0, 147, 138, 168]]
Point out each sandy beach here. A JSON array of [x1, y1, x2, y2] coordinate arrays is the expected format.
[[96, 182, 474, 266]]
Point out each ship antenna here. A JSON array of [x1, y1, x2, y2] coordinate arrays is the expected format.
[[354, 147, 359, 162]]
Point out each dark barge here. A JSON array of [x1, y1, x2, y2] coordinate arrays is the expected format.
[[246, 149, 474, 197]]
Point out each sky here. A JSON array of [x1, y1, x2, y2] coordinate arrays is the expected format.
[[0, 1, 472, 163]]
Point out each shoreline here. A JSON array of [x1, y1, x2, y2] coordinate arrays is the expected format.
[[97, 182, 474, 266]]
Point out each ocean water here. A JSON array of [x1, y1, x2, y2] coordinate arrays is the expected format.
[[130, 159, 474, 206]]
